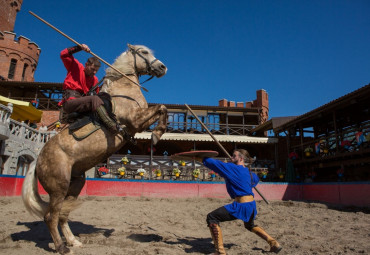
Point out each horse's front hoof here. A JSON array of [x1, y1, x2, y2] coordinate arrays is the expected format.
[[152, 132, 160, 145], [56, 244, 72, 254]]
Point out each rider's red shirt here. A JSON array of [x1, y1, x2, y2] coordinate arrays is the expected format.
[[60, 48, 99, 96]]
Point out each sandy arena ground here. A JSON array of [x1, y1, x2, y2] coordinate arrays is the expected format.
[[0, 196, 369, 255]]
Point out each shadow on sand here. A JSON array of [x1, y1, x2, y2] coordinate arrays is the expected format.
[[11, 220, 114, 252], [127, 233, 238, 254]]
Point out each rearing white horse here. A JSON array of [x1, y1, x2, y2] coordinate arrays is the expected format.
[[22, 44, 167, 254]]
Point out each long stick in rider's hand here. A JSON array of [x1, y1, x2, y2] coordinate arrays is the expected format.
[[185, 104, 270, 205], [28, 11, 148, 92]]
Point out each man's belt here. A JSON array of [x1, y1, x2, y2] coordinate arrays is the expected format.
[[235, 195, 254, 203], [64, 90, 83, 98], [58, 90, 84, 107]]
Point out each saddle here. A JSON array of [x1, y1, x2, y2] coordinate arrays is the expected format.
[[62, 93, 116, 140]]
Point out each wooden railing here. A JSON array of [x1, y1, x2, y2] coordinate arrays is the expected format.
[[10, 97, 61, 110], [151, 122, 256, 136], [8, 98, 258, 135], [290, 120, 370, 161]]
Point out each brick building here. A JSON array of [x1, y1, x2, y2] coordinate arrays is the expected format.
[[0, 0, 40, 82], [219, 89, 269, 125]]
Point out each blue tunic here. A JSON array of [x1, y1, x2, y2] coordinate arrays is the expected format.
[[203, 157, 260, 222]]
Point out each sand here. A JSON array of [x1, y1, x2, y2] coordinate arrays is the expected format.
[[0, 196, 369, 255]]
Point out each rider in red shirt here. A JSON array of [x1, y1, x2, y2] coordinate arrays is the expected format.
[[59, 44, 103, 113], [59, 44, 127, 136], [61, 45, 99, 96]]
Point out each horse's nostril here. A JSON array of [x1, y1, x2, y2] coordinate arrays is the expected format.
[[161, 65, 166, 70]]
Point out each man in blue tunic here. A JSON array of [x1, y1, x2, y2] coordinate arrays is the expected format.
[[199, 149, 281, 254]]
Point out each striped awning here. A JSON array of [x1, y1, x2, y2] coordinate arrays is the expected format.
[[134, 132, 278, 144]]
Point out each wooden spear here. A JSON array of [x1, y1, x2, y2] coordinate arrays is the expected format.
[[29, 11, 148, 92], [185, 104, 269, 204]]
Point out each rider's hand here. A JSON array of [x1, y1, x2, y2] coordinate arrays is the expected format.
[[80, 44, 90, 53]]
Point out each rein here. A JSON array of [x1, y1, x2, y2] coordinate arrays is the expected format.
[[87, 76, 105, 96]]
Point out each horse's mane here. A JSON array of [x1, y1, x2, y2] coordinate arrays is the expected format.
[[105, 51, 131, 79]]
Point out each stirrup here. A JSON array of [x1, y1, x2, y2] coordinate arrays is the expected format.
[[118, 126, 136, 145]]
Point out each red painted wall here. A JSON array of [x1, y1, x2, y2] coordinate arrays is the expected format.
[[0, 176, 18, 196], [1, 176, 369, 207]]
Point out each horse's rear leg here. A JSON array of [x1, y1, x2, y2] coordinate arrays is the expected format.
[[45, 195, 71, 254], [59, 175, 86, 248]]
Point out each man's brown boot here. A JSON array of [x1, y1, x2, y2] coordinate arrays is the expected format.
[[209, 223, 226, 255], [96, 105, 136, 144], [96, 105, 119, 132], [251, 226, 282, 253]]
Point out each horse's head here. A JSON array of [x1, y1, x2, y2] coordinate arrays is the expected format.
[[126, 44, 167, 78], [104, 44, 167, 92]]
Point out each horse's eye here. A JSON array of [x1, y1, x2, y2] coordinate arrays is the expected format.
[[141, 50, 149, 54]]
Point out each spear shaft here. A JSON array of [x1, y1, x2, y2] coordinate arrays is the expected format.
[[29, 11, 148, 92]]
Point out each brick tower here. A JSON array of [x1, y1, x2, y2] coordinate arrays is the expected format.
[[254, 89, 269, 124], [0, 0, 40, 82]]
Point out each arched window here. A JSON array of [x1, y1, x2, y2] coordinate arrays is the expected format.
[[16, 155, 33, 176], [8, 59, 17, 79], [21, 63, 28, 81]]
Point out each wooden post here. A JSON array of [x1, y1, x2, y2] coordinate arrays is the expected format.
[[150, 137, 154, 179]]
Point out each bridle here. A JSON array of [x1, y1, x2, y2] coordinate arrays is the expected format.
[[101, 46, 160, 100], [130, 47, 159, 84], [105, 47, 159, 108]]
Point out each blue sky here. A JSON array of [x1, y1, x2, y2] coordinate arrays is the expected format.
[[14, 0, 370, 118]]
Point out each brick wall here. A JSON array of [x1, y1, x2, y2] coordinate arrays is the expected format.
[[0, 0, 22, 32], [236, 102, 244, 107], [256, 89, 269, 109], [218, 99, 227, 107], [41, 110, 60, 126], [255, 89, 269, 124], [228, 101, 235, 107], [245, 101, 253, 108], [217, 89, 269, 123]]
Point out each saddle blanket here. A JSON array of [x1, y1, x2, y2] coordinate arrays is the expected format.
[[71, 122, 101, 140]]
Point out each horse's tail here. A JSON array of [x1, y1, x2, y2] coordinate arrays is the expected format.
[[21, 162, 48, 219]]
